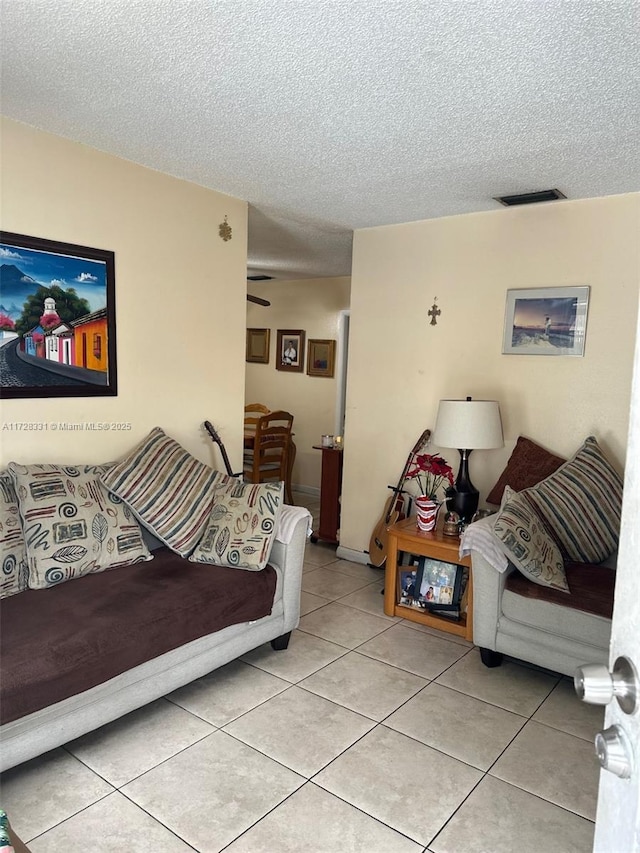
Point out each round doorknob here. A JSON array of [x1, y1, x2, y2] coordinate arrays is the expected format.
[[574, 663, 614, 705], [575, 657, 639, 714], [595, 725, 633, 779]]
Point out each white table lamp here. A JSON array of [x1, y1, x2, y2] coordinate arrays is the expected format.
[[433, 397, 503, 523]]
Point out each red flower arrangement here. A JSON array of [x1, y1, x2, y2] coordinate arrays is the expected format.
[[406, 453, 454, 501]]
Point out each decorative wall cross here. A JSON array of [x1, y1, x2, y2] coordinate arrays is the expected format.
[[428, 298, 441, 326], [218, 215, 232, 242]]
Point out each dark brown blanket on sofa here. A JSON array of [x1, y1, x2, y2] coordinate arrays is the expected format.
[[0, 547, 277, 725], [505, 561, 614, 619]]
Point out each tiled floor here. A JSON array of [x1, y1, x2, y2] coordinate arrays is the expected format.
[[1, 491, 603, 852]]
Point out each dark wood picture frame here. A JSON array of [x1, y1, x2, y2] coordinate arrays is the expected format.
[[246, 327, 270, 364], [307, 338, 336, 377], [0, 231, 117, 399], [276, 329, 305, 372]]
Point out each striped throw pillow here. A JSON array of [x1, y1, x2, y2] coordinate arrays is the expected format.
[[493, 486, 568, 591], [521, 436, 623, 564], [101, 428, 229, 557]]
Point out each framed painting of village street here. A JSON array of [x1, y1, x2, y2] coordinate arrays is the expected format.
[[0, 232, 117, 398]]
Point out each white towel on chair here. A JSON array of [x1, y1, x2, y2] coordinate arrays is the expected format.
[[276, 505, 313, 544]]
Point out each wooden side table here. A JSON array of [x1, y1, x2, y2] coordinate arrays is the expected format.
[[310, 445, 343, 545], [383, 516, 473, 641]]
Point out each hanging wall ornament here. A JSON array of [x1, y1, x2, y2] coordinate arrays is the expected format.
[[218, 215, 232, 242], [428, 297, 441, 326]]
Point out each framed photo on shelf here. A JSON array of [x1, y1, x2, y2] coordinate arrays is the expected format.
[[414, 557, 464, 609], [398, 568, 419, 606], [246, 328, 270, 364], [276, 329, 305, 372], [0, 231, 117, 399], [502, 286, 590, 357], [307, 338, 336, 377]]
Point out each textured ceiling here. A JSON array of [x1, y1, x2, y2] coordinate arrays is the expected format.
[[1, 0, 639, 280]]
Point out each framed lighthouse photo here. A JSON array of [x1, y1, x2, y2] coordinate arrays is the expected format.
[[0, 232, 117, 399]]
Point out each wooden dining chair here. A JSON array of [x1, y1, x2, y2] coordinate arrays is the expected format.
[[244, 402, 270, 420], [244, 403, 270, 439], [243, 410, 294, 504]]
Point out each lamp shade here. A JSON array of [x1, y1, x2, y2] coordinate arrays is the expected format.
[[433, 399, 503, 450]]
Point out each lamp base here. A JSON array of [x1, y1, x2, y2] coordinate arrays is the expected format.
[[452, 449, 479, 524]]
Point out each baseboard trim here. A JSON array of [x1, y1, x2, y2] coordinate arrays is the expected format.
[[336, 545, 370, 565], [292, 485, 320, 498]]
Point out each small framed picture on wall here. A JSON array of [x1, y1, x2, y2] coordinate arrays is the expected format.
[[276, 329, 305, 372], [246, 328, 270, 364], [502, 286, 590, 356], [307, 339, 336, 377]]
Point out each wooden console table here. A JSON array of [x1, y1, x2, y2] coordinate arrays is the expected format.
[[310, 446, 343, 545], [383, 516, 473, 641]]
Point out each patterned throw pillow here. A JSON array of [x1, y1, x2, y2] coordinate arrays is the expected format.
[[7, 462, 152, 590], [0, 471, 29, 598], [190, 480, 283, 570], [486, 436, 566, 506], [521, 436, 623, 563], [493, 486, 569, 592], [100, 427, 230, 557]]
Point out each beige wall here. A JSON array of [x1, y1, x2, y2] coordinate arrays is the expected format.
[[0, 118, 248, 469], [245, 277, 350, 490], [342, 193, 640, 555]]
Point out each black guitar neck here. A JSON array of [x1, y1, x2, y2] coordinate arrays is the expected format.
[[203, 420, 235, 477], [384, 428, 431, 523]]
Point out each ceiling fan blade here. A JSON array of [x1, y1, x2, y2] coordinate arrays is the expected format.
[[247, 294, 271, 307]]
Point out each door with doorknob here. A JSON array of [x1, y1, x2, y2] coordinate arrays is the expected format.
[[574, 309, 640, 851]]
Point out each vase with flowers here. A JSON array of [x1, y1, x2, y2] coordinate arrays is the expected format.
[[405, 453, 455, 532]]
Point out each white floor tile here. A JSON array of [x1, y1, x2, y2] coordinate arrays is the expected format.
[[303, 543, 339, 567], [66, 698, 214, 786], [358, 622, 469, 679], [298, 601, 393, 648], [490, 719, 600, 820], [385, 682, 527, 769], [325, 559, 384, 584], [532, 676, 604, 740], [0, 748, 113, 842], [431, 775, 595, 853], [223, 685, 375, 776], [302, 566, 373, 599], [122, 731, 303, 853], [241, 629, 347, 682], [436, 647, 560, 715], [299, 589, 332, 614], [338, 582, 400, 621], [167, 658, 290, 726], [27, 791, 194, 853], [225, 782, 423, 853], [300, 651, 427, 720], [314, 725, 482, 848]]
